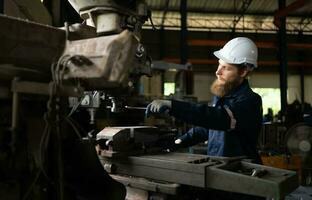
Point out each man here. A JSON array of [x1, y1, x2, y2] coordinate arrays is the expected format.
[[146, 37, 263, 164]]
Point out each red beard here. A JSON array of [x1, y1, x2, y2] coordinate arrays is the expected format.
[[210, 78, 242, 97]]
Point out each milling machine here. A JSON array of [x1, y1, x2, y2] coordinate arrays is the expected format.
[[1, 0, 151, 200]]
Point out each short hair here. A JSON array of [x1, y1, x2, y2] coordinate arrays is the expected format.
[[236, 62, 255, 71]]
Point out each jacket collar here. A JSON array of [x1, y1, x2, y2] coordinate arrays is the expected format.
[[226, 79, 250, 98]]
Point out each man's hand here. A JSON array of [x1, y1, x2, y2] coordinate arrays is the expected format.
[[145, 100, 172, 117], [166, 137, 189, 152], [173, 127, 209, 148], [174, 138, 183, 145]]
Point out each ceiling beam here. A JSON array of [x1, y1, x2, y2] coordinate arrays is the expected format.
[[274, 0, 305, 27], [149, 8, 311, 18], [232, 0, 253, 32], [188, 39, 312, 49], [163, 58, 312, 68]]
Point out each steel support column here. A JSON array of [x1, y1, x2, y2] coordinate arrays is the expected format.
[[277, 0, 288, 120], [0, 0, 3, 14], [180, 0, 192, 95], [180, 0, 188, 65], [159, 0, 169, 61], [159, 0, 168, 95], [159, 27, 165, 94]]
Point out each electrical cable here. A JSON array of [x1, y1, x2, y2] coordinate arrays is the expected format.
[[22, 58, 63, 200], [65, 117, 83, 140], [67, 96, 84, 118], [22, 53, 89, 199]]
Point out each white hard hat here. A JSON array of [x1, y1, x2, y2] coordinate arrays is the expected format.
[[213, 37, 258, 68]]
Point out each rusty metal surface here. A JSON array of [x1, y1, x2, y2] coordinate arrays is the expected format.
[[100, 152, 212, 188], [0, 14, 65, 73], [111, 174, 181, 195], [62, 30, 138, 84], [0, 14, 145, 89], [100, 152, 298, 199], [206, 160, 298, 199], [97, 126, 298, 198]]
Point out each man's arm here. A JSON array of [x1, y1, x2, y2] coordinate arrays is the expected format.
[[171, 100, 231, 130], [175, 127, 209, 147]]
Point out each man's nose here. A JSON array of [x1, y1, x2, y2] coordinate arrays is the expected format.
[[216, 67, 222, 75]]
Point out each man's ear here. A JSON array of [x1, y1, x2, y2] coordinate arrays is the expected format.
[[239, 68, 249, 78]]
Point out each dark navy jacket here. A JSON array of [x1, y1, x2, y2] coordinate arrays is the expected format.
[[171, 79, 263, 163]]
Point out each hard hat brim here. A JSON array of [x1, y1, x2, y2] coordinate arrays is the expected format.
[[213, 50, 234, 64], [213, 50, 257, 68]]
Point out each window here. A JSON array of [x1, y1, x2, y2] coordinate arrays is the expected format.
[[252, 88, 281, 116], [164, 82, 175, 96]]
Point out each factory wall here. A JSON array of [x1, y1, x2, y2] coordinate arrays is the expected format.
[[140, 74, 163, 98], [140, 71, 312, 110], [193, 72, 312, 105], [249, 73, 312, 105]]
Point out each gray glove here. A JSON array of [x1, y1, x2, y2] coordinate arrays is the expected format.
[[174, 138, 183, 145], [145, 100, 172, 117]]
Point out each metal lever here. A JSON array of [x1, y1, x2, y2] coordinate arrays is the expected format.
[[124, 106, 146, 110]]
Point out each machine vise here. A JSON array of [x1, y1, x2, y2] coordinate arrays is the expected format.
[[96, 126, 299, 199]]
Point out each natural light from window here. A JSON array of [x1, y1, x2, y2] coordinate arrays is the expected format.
[[252, 88, 281, 117], [164, 82, 175, 96]]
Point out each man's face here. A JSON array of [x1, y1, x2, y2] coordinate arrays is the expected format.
[[210, 59, 246, 97], [215, 59, 242, 84]]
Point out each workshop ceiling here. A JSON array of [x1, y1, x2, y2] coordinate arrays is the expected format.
[[144, 0, 312, 34]]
